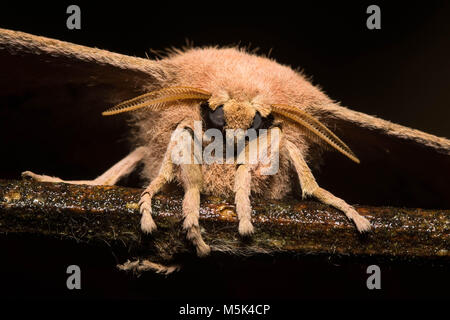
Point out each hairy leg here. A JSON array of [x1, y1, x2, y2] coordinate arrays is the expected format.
[[180, 162, 210, 256], [285, 140, 371, 232], [138, 143, 175, 233], [234, 164, 254, 235], [138, 120, 195, 233], [22, 147, 146, 186], [233, 127, 280, 235], [139, 121, 210, 256]]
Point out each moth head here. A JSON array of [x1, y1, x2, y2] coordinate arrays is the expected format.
[[201, 97, 274, 132]]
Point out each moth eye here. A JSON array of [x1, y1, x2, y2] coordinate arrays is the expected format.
[[250, 112, 262, 130], [208, 105, 225, 129], [251, 112, 274, 130]]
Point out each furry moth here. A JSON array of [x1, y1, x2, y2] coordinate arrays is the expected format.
[[2, 28, 449, 261], [24, 45, 374, 256]]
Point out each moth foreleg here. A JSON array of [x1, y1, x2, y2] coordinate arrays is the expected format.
[[285, 140, 371, 232], [22, 147, 146, 186], [139, 145, 174, 233], [180, 162, 210, 257], [234, 164, 254, 235]]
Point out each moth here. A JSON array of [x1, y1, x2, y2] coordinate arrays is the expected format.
[[1, 28, 449, 260]]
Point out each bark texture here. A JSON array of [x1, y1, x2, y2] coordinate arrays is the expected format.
[[0, 179, 448, 265]]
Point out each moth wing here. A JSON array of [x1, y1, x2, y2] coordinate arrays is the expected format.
[[0, 28, 167, 180], [0, 28, 168, 108], [311, 103, 450, 208]]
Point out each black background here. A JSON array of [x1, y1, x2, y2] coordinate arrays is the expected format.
[[0, 0, 449, 309]]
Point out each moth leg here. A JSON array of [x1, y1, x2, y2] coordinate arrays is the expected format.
[[285, 140, 371, 232], [22, 147, 146, 186], [233, 127, 281, 236], [233, 127, 281, 235], [139, 143, 175, 233], [138, 121, 210, 259], [234, 164, 254, 235], [180, 162, 211, 257]]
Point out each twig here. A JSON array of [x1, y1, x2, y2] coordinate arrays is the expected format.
[[0, 179, 448, 264]]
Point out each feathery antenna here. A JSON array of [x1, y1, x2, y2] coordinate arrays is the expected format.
[[102, 86, 211, 116], [271, 104, 360, 163]]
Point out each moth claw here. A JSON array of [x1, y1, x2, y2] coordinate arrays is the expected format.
[[140, 196, 157, 233], [196, 242, 211, 257], [186, 225, 211, 257], [238, 219, 254, 236], [140, 212, 157, 233], [21, 171, 37, 180], [353, 214, 372, 233]]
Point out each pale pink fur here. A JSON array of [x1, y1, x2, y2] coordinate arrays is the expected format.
[[132, 47, 332, 200]]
